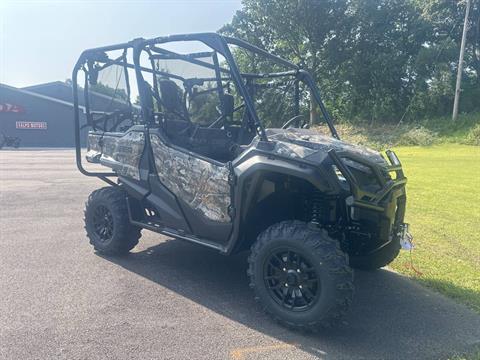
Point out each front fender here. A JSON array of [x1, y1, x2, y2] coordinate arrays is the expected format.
[[225, 151, 339, 253]]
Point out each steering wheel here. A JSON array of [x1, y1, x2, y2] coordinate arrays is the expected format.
[[281, 114, 308, 129]]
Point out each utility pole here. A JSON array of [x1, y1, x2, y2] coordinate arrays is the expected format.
[[452, 0, 472, 122]]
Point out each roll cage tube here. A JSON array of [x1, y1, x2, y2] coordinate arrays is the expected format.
[[297, 70, 339, 139], [73, 34, 340, 181], [224, 37, 339, 140], [132, 33, 269, 141], [72, 39, 145, 185]]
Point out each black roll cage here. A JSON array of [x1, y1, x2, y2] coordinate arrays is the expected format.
[[72, 32, 339, 181]]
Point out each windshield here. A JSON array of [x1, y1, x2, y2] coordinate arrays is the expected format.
[[79, 35, 337, 140]]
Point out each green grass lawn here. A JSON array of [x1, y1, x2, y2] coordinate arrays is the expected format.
[[390, 145, 480, 312]]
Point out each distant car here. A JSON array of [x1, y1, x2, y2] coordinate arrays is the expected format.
[[73, 33, 412, 331]]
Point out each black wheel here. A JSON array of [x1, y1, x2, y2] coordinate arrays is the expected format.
[[348, 238, 401, 270], [248, 220, 354, 331], [84, 186, 141, 255]]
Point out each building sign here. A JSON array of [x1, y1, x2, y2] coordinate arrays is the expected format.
[[0, 103, 25, 113], [16, 121, 48, 130]]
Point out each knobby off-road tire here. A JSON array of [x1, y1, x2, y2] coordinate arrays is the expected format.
[[84, 186, 141, 255], [248, 220, 354, 331], [348, 238, 401, 271]]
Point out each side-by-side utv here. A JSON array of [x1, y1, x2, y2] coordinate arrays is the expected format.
[[73, 33, 412, 330]]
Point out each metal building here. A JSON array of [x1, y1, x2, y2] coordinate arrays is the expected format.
[[0, 81, 130, 147]]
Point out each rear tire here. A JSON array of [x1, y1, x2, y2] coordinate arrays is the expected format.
[[84, 186, 141, 255], [348, 238, 401, 270], [248, 220, 354, 331]]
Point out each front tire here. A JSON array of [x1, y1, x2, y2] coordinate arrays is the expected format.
[[248, 220, 354, 331], [84, 186, 141, 255]]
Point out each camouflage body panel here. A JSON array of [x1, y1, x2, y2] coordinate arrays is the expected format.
[[150, 134, 231, 223], [86, 131, 145, 180], [263, 128, 386, 164]]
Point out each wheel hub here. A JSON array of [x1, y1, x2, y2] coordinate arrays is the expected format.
[[264, 249, 320, 311], [285, 270, 300, 286], [92, 205, 114, 242]]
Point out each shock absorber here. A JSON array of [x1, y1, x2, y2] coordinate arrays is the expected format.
[[310, 189, 324, 225]]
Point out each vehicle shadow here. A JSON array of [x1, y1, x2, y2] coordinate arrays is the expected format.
[[102, 238, 480, 360]]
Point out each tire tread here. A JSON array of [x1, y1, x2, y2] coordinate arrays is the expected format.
[[248, 220, 354, 331], [84, 186, 141, 255]]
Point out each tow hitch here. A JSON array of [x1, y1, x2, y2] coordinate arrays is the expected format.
[[398, 223, 414, 250]]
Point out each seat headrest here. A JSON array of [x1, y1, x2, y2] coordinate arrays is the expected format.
[[159, 79, 184, 113]]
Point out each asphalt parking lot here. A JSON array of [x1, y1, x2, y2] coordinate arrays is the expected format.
[[1, 149, 479, 360]]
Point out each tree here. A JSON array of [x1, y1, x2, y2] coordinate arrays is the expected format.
[[89, 82, 129, 102], [414, 0, 480, 116], [221, 0, 480, 123], [222, 0, 351, 122]]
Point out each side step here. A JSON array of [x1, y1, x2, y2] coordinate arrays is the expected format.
[[126, 198, 226, 253]]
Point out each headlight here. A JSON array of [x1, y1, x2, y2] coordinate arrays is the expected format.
[[334, 158, 382, 193], [341, 158, 372, 174]]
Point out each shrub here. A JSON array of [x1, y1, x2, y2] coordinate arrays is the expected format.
[[465, 124, 480, 146], [396, 127, 438, 146]]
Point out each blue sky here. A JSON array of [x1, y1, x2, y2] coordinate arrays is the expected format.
[[0, 0, 242, 88]]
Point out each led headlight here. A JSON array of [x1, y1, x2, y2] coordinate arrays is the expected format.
[[340, 158, 381, 193], [341, 158, 372, 174]]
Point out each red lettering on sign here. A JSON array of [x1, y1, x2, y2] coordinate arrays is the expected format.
[[0, 103, 25, 113]]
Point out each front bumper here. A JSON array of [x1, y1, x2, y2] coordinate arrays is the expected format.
[[329, 149, 410, 254], [329, 149, 407, 212]]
